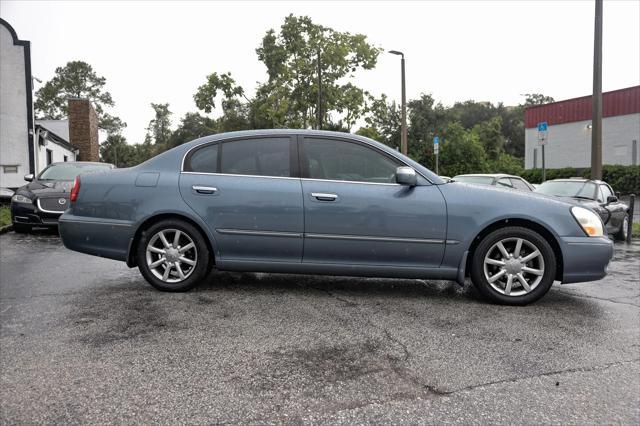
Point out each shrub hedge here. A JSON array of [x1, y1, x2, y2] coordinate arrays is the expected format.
[[520, 165, 640, 194]]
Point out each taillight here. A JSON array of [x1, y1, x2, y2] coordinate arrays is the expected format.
[[70, 176, 80, 202]]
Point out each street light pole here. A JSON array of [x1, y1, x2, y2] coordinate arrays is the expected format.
[[389, 50, 407, 155], [591, 0, 603, 180], [316, 48, 322, 130]]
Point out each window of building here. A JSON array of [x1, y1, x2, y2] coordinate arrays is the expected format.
[[3, 165, 18, 173], [302, 138, 399, 183], [221, 138, 290, 177], [46, 149, 53, 165], [184, 143, 219, 173], [63, 155, 68, 162]]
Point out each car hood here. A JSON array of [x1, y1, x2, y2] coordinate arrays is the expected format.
[[18, 180, 73, 197]]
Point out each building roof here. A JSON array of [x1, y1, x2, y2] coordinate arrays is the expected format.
[[35, 122, 77, 152], [35, 119, 70, 142], [524, 85, 640, 128]]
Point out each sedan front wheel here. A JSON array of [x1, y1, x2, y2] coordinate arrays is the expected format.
[[471, 226, 556, 305]]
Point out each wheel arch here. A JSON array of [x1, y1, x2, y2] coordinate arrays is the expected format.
[[126, 213, 215, 268], [464, 218, 564, 281]]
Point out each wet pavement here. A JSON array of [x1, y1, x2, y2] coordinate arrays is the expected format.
[[1, 230, 639, 424]]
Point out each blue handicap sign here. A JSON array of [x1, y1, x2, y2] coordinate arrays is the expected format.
[[537, 122, 548, 132], [433, 136, 439, 145]]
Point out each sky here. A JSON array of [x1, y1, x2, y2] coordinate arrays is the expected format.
[[1, 0, 639, 144]]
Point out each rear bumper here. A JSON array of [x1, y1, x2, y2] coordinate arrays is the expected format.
[[560, 236, 614, 284], [58, 213, 133, 262]]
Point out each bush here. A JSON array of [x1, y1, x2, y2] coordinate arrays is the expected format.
[[521, 165, 640, 194]]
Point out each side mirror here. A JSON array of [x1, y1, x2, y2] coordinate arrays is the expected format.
[[395, 166, 417, 186], [606, 195, 618, 204], [24, 174, 34, 182]]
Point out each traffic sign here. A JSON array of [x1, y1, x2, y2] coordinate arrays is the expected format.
[[433, 136, 439, 145], [433, 136, 439, 154], [537, 122, 548, 132]]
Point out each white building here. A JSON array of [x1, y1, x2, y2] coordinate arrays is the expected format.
[[0, 18, 81, 189], [524, 86, 640, 170]]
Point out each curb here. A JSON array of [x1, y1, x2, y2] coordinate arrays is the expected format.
[[0, 224, 13, 235]]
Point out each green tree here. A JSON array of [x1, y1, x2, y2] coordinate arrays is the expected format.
[[34, 60, 125, 134], [254, 14, 382, 128], [472, 116, 505, 161], [145, 103, 173, 151], [438, 122, 487, 176], [523, 93, 555, 106], [100, 134, 138, 167], [169, 112, 217, 148]]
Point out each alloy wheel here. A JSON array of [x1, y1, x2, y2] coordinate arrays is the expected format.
[[145, 229, 198, 283], [483, 237, 545, 297]]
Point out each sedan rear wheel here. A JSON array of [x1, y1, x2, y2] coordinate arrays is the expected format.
[[471, 226, 556, 305], [137, 219, 210, 292]]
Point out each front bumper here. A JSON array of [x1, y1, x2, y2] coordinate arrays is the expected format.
[[11, 201, 62, 226], [560, 236, 614, 284]]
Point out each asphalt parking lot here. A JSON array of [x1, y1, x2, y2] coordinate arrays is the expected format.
[[1, 230, 638, 424]]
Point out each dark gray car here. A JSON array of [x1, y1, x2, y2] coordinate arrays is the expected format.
[[535, 178, 630, 240], [58, 130, 613, 305]]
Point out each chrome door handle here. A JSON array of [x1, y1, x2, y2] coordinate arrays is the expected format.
[[311, 192, 338, 201], [192, 185, 217, 194]]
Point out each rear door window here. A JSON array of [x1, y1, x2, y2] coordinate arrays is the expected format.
[[184, 143, 219, 173], [221, 137, 291, 177]]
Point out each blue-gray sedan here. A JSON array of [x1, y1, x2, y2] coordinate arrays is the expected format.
[[59, 130, 613, 305]]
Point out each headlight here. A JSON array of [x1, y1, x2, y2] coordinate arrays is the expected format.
[[11, 194, 33, 204], [571, 206, 604, 237]]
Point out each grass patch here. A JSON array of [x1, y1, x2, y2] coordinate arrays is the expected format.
[[633, 221, 640, 238], [0, 205, 11, 227]]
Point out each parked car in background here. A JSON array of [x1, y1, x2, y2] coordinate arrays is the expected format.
[[453, 174, 536, 191], [11, 162, 115, 233], [59, 130, 613, 305], [535, 178, 630, 241], [0, 187, 14, 204]]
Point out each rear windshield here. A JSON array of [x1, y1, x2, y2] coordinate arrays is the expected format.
[[38, 163, 112, 181], [535, 181, 597, 199], [453, 176, 494, 185]]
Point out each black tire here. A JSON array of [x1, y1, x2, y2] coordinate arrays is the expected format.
[[470, 226, 556, 305], [136, 219, 210, 292], [613, 214, 629, 241], [13, 223, 31, 234]]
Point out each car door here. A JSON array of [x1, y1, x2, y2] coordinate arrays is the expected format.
[[299, 135, 447, 268], [179, 135, 303, 262]]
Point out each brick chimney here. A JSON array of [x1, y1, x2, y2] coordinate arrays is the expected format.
[[68, 99, 99, 161]]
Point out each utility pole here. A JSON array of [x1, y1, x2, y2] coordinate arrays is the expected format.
[[591, 0, 603, 180], [316, 48, 322, 130], [389, 50, 407, 155]]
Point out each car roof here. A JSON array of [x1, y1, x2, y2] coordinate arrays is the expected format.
[[545, 178, 606, 184], [454, 173, 520, 179]]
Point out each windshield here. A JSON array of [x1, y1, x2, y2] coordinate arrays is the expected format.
[[453, 176, 495, 185], [38, 163, 112, 181], [535, 181, 597, 199]]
